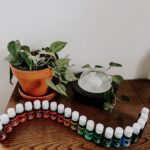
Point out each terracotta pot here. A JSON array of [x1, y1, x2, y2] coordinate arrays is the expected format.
[[11, 65, 53, 97]]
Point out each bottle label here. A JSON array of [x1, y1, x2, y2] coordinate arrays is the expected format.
[[113, 138, 121, 147], [64, 118, 70, 127], [57, 114, 64, 123], [0, 131, 7, 141], [35, 110, 42, 118], [84, 130, 93, 140], [93, 134, 102, 144], [4, 123, 13, 133], [10, 116, 19, 127], [131, 134, 139, 144], [103, 138, 112, 147], [42, 110, 50, 118], [50, 111, 57, 120], [26, 111, 35, 120], [122, 137, 131, 147], [77, 125, 85, 135], [70, 121, 77, 131], [19, 113, 27, 123]]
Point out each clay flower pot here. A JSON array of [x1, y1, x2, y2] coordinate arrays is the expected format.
[[11, 65, 53, 97]]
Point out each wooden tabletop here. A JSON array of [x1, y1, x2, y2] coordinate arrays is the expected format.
[[0, 80, 150, 150]]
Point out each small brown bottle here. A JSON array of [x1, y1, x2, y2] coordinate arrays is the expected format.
[[70, 111, 79, 131], [64, 107, 72, 127]]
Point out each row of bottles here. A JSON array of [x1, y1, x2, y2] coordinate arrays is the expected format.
[[0, 101, 149, 148]]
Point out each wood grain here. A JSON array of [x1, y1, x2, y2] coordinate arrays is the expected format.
[[0, 80, 150, 150]]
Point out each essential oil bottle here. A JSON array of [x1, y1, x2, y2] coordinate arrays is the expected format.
[[34, 100, 42, 119], [50, 101, 57, 120], [102, 127, 114, 148], [137, 118, 146, 137], [57, 104, 65, 123], [0, 114, 13, 133], [93, 123, 104, 145], [113, 127, 123, 148], [121, 126, 133, 147], [70, 111, 79, 131], [16, 103, 27, 123], [84, 120, 95, 141], [131, 123, 141, 144], [25, 101, 35, 120], [141, 107, 149, 115], [77, 115, 87, 136], [42, 100, 50, 119], [140, 112, 148, 125], [0, 122, 7, 142], [64, 107, 72, 127], [7, 108, 19, 127]]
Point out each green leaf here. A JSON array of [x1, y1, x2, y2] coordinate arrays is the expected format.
[[55, 58, 69, 67], [64, 69, 77, 81], [109, 62, 122, 67], [95, 65, 104, 68], [9, 67, 13, 85], [82, 64, 91, 69], [46, 80, 58, 91], [21, 45, 30, 52], [121, 95, 130, 102], [50, 41, 67, 53], [112, 75, 123, 85], [104, 91, 115, 103], [59, 76, 68, 84], [43, 47, 51, 52], [56, 83, 68, 96], [7, 40, 21, 57], [103, 102, 114, 111]]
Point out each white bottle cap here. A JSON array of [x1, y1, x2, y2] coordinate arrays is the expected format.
[[25, 101, 33, 111], [141, 107, 149, 115], [0, 114, 10, 125], [34, 100, 41, 109], [57, 104, 64, 114], [16, 103, 24, 113], [105, 127, 114, 139], [79, 115, 87, 126], [64, 107, 72, 118], [114, 127, 123, 139], [0, 122, 3, 131], [72, 111, 79, 121], [132, 123, 141, 134], [124, 126, 133, 138], [137, 118, 146, 129], [42, 100, 49, 110], [96, 123, 104, 134], [7, 108, 16, 118], [86, 120, 94, 132], [140, 112, 148, 122], [50, 102, 57, 111]]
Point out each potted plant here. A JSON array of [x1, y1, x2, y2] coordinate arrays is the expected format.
[[6, 40, 77, 99]]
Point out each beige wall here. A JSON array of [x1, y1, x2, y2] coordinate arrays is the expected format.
[[0, 0, 150, 113]]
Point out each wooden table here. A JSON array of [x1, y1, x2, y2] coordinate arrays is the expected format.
[[0, 80, 150, 150]]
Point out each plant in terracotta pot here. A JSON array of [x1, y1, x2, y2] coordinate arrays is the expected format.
[[6, 40, 77, 99]]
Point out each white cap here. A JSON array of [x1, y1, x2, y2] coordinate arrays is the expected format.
[[25, 101, 33, 111], [34, 100, 41, 109], [105, 127, 114, 139], [16, 103, 24, 113], [140, 112, 148, 122], [141, 107, 149, 115], [132, 123, 141, 134], [124, 126, 133, 138], [57, 104, 64, 114], [72, 111, 79, 121], [86, 120, 94, 131], [42, 100, 49, 110], [7, 108, 16, 118], [50, 102, 57, 111], [96, 123, 104, 134], [114, 127, 123, 139], [79, 115, 87, 126], [0, 122, 3, 131], [64, 107, 72, 118], [137, 118, 146, 129], [0, 114, 10, 125]]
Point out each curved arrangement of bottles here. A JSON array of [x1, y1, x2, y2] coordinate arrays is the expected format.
[[0, 100, 149, 148]]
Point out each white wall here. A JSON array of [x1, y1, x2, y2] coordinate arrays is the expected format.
[[0, 0, 150, 113]]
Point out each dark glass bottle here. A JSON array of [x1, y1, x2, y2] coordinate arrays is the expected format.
[[34, 100, 42, 119], [50, 102, 57, 120], [25, 101, 35, 120]]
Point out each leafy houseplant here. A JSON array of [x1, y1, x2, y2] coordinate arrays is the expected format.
[[6, 40, 77, 97], [82, 62, 129, 111]]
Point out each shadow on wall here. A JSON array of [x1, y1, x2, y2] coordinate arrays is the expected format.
[[136, 50, 150, 79]]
